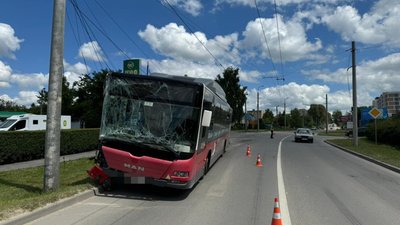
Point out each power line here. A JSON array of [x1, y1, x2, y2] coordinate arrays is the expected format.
[[273, 0, 285, 80], [69, 0, 113, 70], [93, 0, 162, 73], [254, 0, 277, 74], [163, 0, 226, 71]]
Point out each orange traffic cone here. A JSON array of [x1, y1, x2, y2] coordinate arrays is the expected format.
[[256, 154, 263, 167], [246, 145, 251, 157], [271, 198, 283, 225]]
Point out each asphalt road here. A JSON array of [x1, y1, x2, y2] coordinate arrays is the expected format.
[[23, 131, 400, 225]]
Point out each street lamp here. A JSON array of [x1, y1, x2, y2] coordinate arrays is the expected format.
[[245, 91, 248, 131], [284, 97, 288, 129], [257, 85, 264, 132]]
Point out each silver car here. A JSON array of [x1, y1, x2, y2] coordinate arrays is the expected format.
[[294, 128, 314, 143]]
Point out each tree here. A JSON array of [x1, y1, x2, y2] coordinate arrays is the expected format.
[[290, 108, 303, 128], [262, 109, 274, 124], [215, 67, 246, 124], [72, 70, 109, 128], [332, 110, 342, 124], [308, 104, 326, 128]]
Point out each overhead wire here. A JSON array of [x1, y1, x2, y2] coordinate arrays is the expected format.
[[162, 0, 226, 71], [66, 6, 90, 75], [254, 0, 277, 75], [69, 0, 113, 70], [273, 0, 285, 80], [93, 0, 162, 73]]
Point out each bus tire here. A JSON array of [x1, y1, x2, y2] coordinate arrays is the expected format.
[[223, 140, 227, 154], [204, 153, 211, 175]]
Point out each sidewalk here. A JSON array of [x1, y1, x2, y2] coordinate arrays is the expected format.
[[0, 151, 97, 172]]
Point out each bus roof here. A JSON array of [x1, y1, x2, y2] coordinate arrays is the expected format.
[[150, 73, 227, 102], [110, 72, 228, 102]]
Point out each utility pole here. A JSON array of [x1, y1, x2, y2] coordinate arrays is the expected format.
[[326, 94, 328, 134], [284, 99, 286, 129], [352, 41, 358, 147], [257, 91, 259, 132], [245, 95, 247, 132], [44, 0, 66, 192]]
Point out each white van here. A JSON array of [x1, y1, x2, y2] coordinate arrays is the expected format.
[[0, 114, 71, 131]]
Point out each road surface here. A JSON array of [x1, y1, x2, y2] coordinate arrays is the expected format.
[[23, 131, 400, 225]]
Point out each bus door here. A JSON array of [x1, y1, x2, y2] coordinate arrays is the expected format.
[[197, 89, 215, 167]]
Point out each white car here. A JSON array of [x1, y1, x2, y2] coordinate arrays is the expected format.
[[294, 128, 314, 143]]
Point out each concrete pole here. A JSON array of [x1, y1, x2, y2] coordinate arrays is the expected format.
[[352, 41, 358, 147], [257, 91, 259, 132], [44, 0, 66, 192], [326, 94, 328, 134]]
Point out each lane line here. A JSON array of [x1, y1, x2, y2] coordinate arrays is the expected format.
[[278, 135, 292, 225]]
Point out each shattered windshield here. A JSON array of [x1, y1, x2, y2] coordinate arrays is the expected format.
[[100, 75, 202, 153]]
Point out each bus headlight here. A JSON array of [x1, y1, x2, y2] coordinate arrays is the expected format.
[[173, 171, 189, 177]]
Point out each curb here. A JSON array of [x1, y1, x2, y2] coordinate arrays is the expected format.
[[0, 189, 95, 225], [325, 140, 400, 174]]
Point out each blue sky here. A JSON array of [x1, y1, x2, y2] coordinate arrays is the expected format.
[[1, 0, 400, 114]]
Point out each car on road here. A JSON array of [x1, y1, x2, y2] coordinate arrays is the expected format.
[[294, 128, 314, 143]]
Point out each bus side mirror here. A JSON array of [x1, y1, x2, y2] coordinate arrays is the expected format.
[[202, 110, 212, 127]]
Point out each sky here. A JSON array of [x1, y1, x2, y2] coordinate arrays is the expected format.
[[1, 0, 400, 115]]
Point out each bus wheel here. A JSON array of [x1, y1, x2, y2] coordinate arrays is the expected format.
[[204, 154, 210, 175], [223, 140, 227, 154], [101, 178, 113, 191]]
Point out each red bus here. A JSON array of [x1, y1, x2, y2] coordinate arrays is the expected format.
[[88, 72, 232, 189]]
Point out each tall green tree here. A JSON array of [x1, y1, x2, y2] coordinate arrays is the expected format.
[[290, 108, 303, 128], [308, 104, 326, 128], [215, 67, 246, 124], [332, 110, 342, 124], [262, 109, 274, 124], [72, 70, 109, 128]]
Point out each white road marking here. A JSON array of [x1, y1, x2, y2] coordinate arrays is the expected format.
[[278, 135, 292, 225]]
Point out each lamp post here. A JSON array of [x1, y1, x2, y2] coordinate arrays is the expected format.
[[284, 97, 288, 129], [245, 92, 248, 132], [257, 85, 264, 132]]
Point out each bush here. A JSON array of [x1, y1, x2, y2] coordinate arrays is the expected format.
[[0, 129, 99, 165], [366, 119, 400, 147]]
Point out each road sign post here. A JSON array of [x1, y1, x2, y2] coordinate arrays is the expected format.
[[368, 108, 381, 145]]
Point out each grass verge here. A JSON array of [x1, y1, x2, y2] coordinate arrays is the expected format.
[[0, 158, 95, 221], [318, 130, 347, 137], [327, 138, 400, 168]]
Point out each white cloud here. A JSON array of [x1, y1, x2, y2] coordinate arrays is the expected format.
[[148, 58, 222, 80], [64, 61, 90, 87], [10, 73, 48, 90], [162, 0, 203, 16], [239, 16, 322, 63], [0, 23, 23, 59], [13, 91, 39, 106], [78, 41, 105, 62], [138, 23, 240, 65], [303, 53, 400, 97], [0, 60, 12, 87], [321, 1, 400, 47], [214, 0, 345, 8]]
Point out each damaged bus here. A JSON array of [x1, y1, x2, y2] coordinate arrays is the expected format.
[[88, 72, 232, 189]]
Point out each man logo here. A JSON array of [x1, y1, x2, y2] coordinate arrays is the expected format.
[[123, 163, 145, 172]]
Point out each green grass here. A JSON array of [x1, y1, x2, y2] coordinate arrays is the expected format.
[[318, 130, 346, 137], [327, 138, 400, 168], [0, 158, 95, 221]]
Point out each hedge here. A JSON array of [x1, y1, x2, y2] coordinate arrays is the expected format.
[[0, 129, 99, 165], [366, 119, 400, 147]]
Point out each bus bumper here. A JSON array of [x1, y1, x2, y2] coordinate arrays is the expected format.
[[100, 167, 196, 189]]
